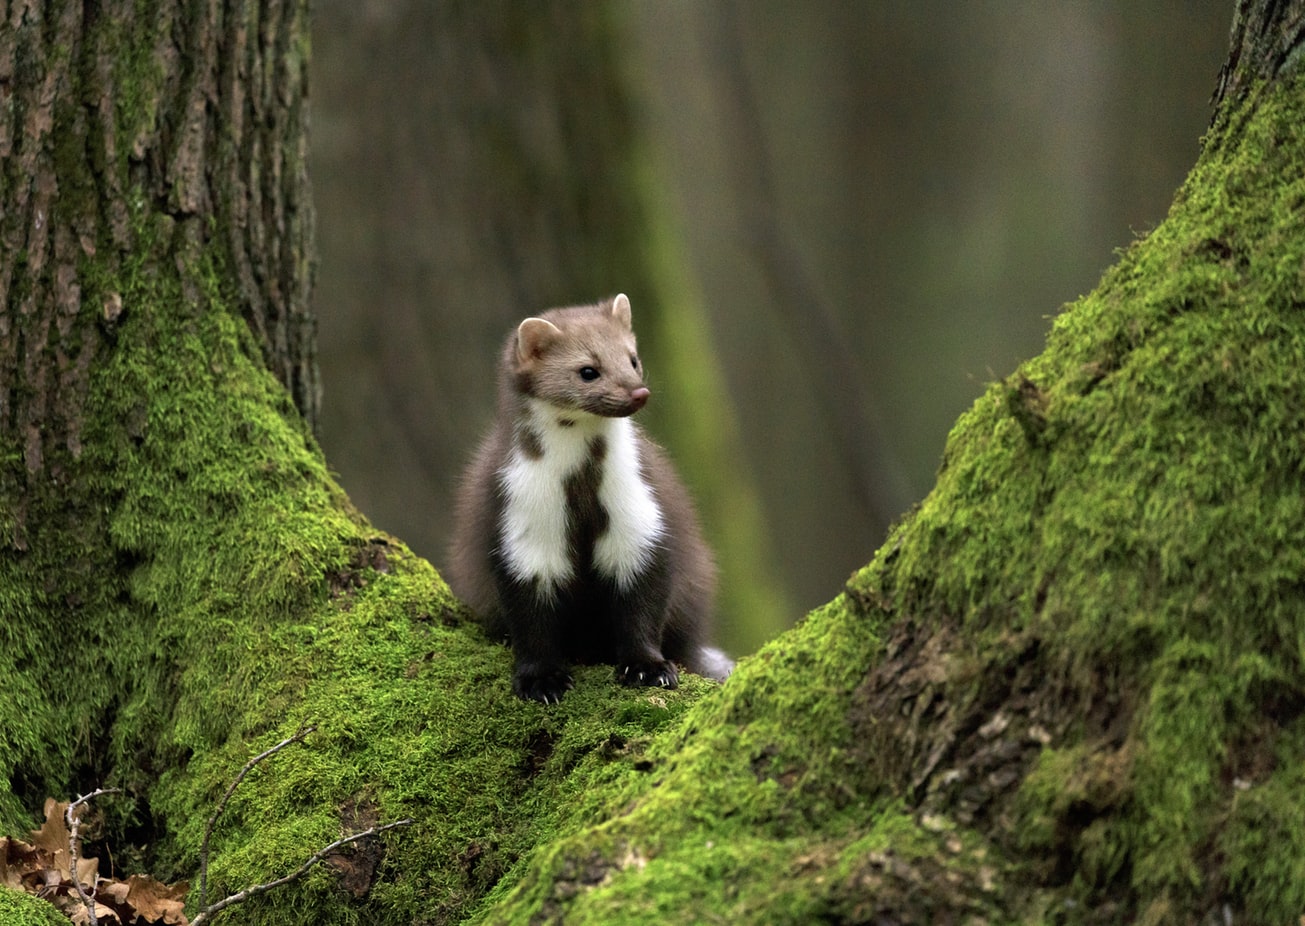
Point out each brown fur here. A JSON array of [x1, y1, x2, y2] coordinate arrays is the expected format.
[[446, 295, 727, 702]]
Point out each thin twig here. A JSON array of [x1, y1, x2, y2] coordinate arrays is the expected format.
[[199, 723, 317, 909], [65, 788, 121, 926], [189, 818, 414, 926]]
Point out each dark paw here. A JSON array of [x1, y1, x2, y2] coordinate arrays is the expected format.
[[616, 659, 678, 690], [513, 667, 574, 704]]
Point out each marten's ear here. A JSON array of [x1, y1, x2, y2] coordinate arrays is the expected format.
[[517, 317, 562, 362], [611, 293, 632, 330]]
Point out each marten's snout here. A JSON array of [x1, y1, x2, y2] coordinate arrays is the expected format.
[[629, 387, 650, 411]]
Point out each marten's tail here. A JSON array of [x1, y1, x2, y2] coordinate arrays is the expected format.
[[683, 645, 734, 682]]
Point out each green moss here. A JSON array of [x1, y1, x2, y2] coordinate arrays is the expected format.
[[463, 589, 1015, 924], [467, 593, 900, 923], [1218, 724, 1305, 922], [472, 71, 1305, 923], [0, 167, 717, 923], [845, 72, 1305, 921], [0, 888, 69, 926], [6, 30, 1304, 926]]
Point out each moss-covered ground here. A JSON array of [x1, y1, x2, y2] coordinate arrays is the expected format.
[[3, 42, 1303, 926], [0, 221, 722, 923], [473, 72, 1305, 924], [0, 888, 69, 926]]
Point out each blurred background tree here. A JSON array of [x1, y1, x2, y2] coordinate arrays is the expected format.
[[310, 1, 1229, 656]]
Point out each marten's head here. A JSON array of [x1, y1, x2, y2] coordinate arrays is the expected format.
[[511, 294, 649, 418]]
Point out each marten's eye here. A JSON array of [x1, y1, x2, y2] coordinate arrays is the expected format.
[[630, 354, 640, 370], [579, 366, 600, 382]]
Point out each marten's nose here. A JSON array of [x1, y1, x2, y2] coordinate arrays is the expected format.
[[629, 387, 650, 410]]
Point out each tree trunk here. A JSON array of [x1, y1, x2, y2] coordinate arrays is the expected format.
[[475, 0, 1305, 922], [3, 0, 1304, 924], [0, 0, 318, 465], [0, 0, 328, 894], [1, 0, 314, 789], [1213, 0, 1305, 113], [309, 0, 790, 650]]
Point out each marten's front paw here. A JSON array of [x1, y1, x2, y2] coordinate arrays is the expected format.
[[616, 659, 679, 690], [514, 667, 574, 704]]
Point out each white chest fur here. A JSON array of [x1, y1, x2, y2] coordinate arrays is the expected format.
[[497, 401, 665, 593]]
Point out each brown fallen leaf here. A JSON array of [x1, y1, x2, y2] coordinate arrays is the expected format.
[[30, 798, 100, 888], [0, 835, 50, 890], [124, 873, 190, 925], [68, 899, 120, 925], [1, 797, 192, 925], [29, 798, 75, 878], [99, 879, 131, 905]]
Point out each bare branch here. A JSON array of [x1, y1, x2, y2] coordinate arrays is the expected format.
[[65, 788, 121, 926], [189, 818, 414, 926], [199, 723, 318, 909], [48, 733, 413, 926]]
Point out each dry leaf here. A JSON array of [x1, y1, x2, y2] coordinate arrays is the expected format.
[[100, 879, 132, 904], [1, 797, 190, 925], [30, 798, 74, 878], [28, 798, 100, 888], [69, 900, 120, 925], [125, 873, 190, 925], [1, 835, 46, 890], [75, 855, 100, 890]]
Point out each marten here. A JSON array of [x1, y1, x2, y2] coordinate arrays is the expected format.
[[447, 294, 733, 703]]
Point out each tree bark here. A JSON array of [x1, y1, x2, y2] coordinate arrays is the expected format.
[[1213, 0, 1305, 114], [2, 1, 1304, 924], [0, 0, 321, 873], [475, 2, 1305, 922], [0, 0, 318, 471]]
